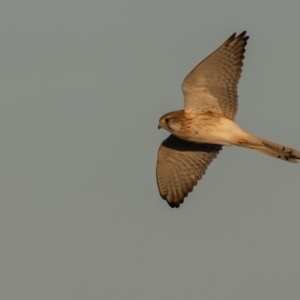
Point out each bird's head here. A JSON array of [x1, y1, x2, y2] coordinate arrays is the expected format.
[[158, 110, 185, 133]]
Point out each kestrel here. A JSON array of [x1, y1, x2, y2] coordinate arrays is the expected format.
[[156, 31, 300, 208]]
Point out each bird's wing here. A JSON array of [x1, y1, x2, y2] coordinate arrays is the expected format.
[[182, 31, 248, 120], [156, 134, 222, 208]]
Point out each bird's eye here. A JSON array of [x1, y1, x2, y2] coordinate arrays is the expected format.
[[165, 118, 169, 123]]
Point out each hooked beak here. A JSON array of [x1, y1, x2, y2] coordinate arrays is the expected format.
[[158, 125, 161, 129]]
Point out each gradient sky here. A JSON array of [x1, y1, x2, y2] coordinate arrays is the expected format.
[[1, 1, 300, 299]]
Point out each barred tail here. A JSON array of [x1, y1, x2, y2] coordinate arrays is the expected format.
[[247, 136, 300, 163]]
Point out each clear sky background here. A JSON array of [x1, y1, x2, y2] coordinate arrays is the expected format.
[[1, 1, 300, 299]]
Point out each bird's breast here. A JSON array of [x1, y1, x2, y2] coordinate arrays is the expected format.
[[173, 114, 244, 146]]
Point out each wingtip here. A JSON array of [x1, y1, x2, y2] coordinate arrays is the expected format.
[[237, 30, 249, 41], [229, 32, 237, 40], [226, 31, 249, 45], [229, 30, 248, 39], [163, 195, 184, 208]]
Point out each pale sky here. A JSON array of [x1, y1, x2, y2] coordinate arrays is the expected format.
[[1, 1, 300, 299]]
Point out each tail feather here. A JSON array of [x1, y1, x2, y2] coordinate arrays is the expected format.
[[248, 136, 300, 163]]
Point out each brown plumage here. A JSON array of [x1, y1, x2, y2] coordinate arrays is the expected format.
[[182, 31, 248, 120], [156, 31, 300, 208], [156, 135, 221, 208]]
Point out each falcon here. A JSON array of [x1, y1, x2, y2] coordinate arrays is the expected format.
[[156, 31, 300, 208]]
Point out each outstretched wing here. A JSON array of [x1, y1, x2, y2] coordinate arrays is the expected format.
[[156, 135, 222, 208], [182, 31, 249, 120]]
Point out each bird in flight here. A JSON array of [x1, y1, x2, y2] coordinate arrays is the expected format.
[[156, 31, 300, 208]]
